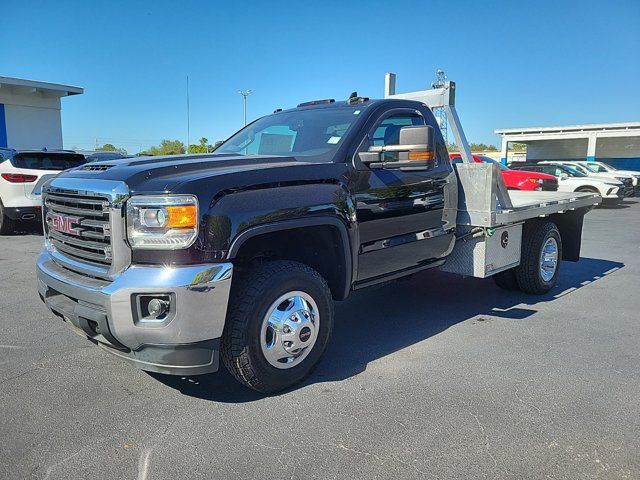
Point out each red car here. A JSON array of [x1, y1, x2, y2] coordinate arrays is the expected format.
[[449, 153, 558, 191]]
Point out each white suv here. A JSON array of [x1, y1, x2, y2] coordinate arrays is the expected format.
[[0, 149, 87, 234], [547, 160, 636, 197], [574, 161, 639, 195], [510, 162, 624, 205]]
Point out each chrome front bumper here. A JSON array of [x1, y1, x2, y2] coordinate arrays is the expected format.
[[36, 248, 233, 375]]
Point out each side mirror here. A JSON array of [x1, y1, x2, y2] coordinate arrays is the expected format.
[[398, 125, 435, 152], [559, 173, 568, 180], [360, 125, 436, 171]]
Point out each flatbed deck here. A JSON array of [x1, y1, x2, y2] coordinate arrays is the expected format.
[[494, 190, 601, 225], [456, 187, 601, 227]]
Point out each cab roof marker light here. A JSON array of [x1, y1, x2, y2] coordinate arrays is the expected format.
[[297, 99, 335, 108]]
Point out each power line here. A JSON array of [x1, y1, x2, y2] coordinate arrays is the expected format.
[[186, 75, 191, 151]]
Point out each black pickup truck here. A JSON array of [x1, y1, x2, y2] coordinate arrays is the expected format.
[[36, 82, 600, 392]]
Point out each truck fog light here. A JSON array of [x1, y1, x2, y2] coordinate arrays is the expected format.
[[148, 298, 169, 317], [135, 294, 173, 323]]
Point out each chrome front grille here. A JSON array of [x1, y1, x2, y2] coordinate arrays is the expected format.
[[42, 178, 130, 280], [44, 192, 113, 267]]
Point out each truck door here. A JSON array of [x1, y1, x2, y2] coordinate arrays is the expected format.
[[352, 107, 455, 281]]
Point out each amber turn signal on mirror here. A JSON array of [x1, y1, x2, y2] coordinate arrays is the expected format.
[[408, 150, 435, 161]]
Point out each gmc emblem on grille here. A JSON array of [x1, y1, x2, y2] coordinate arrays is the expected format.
[[49, 213, 81, 235]]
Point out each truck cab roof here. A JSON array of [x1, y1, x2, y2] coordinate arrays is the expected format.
[[280, 98, 413, 113]]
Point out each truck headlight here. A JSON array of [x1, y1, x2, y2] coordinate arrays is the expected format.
[[127, 195, 198, 249]]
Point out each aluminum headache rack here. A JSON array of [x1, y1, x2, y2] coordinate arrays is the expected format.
[[384, 73, 601, 279], [383, 73, 601, 228]]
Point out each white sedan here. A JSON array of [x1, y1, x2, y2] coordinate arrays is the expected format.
[[0, 149, 87, 234]]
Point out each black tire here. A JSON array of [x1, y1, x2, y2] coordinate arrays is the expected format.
[[0, 200, 16, 235], [515, 221, 562, 294], [493, 267, 518, 290], [221, 260, 334, 393]]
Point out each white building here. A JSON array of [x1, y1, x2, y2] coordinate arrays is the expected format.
[[0, 76, 83, 150], [495, 122, 640, 171]]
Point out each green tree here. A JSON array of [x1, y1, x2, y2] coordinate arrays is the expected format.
[[447, 142, 498, 152], [187, 137, 213, 154], [97, 143, 117, 151], [510, 142, 527, 151], [469, 143, 498, 151], [141, 139, 186, 156], [97, 143, 127, 154]]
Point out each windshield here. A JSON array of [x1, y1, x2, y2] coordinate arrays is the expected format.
[[597, 162, 616, 171], [583, 163, 606, 173], [554, 164, 586, 177], [570, 164, 592, 175], [584, 162, 617, 173], [216, 107, 360, 162], [12, 152, 87, 171]]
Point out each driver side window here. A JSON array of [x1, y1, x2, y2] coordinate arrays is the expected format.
[[371, 113, 426, 147], [370, 113, 426, 162]]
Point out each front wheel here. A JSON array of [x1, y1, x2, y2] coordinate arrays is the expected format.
[[221, 261, 334, 393]]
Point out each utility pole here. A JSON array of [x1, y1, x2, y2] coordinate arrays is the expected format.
[[186, 75, 191, 153], [238, 89, 252, 126]]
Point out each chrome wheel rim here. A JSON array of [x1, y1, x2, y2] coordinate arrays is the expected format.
[[540, 237, 559, 282], [260, 291, 319, 369]]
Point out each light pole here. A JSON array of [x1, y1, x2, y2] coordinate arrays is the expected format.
[[238, 89, 252, 126], [186, 75, 191, 152]]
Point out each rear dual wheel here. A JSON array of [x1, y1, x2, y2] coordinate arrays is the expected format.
[[493, 221, 561, 294]]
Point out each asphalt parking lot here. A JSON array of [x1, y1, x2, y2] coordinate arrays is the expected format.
[[1, 200, 639, 480]]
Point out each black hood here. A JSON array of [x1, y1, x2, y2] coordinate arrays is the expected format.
[[61, 153, 306, 193]]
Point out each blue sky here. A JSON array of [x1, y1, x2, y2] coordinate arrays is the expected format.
[[1, 0, 639, 153]]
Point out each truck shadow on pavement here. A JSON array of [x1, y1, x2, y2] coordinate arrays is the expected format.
[[150, 256, 623, 402], [600, 198, 639, 210]]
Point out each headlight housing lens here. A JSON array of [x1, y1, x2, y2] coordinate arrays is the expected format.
[[127, 195, 198, 249]]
